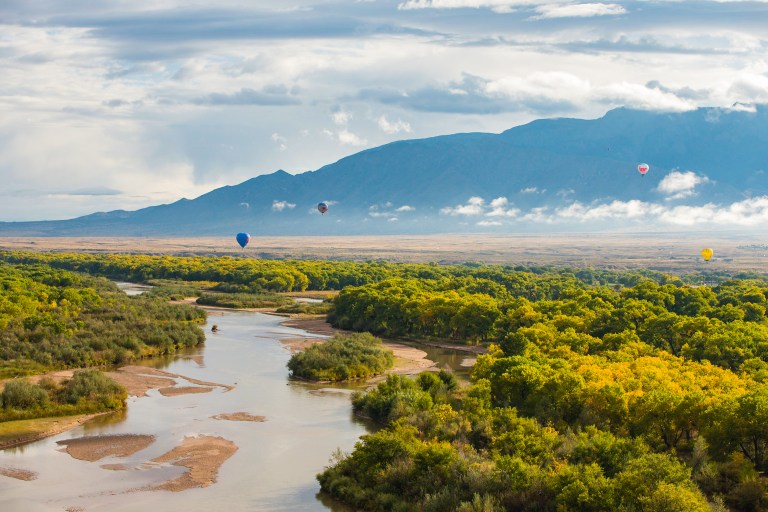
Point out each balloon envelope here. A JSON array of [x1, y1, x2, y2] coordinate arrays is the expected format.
[[236, 232, 250, 248], [637, 163, 650, 175], [701, 248, 713, 261], [317, 202, 329, 214]]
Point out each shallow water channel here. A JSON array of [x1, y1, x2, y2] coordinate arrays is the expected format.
[[0, 310, 371, 512]]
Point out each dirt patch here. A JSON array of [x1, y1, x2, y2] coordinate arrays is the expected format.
[[105, 367, 175, 397], [57, 434, 156, 462], [147, 435, 238, 492], [279, 337, 325, 352], [0, 466, 37, 480], [158, 386, 213, 396], [211, 412, 266, 422], [383, 342, 436, 375], [281, 317, 345, 336]]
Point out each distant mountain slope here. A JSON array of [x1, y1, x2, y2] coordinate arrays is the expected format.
[[2, 105, 767, 236]]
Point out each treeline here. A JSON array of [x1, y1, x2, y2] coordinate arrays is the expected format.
[[1, 250, 753, 294], [1, 369, 127, 422], [319, 346, 768, 510], [287, 333, 394, 381], [317, 269, 768, 510], [330, 277, 768, 376], [0, 262, 206, 378]]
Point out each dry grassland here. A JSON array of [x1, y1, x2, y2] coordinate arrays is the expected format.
[[2, 233, 767, 274]]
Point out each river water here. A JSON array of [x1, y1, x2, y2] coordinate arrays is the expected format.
[[0, 310, 369, 512]]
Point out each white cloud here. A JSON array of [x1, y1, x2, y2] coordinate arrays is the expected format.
[[522, 207, 553, 223], [533, 3, 626, 20], [520, 187, 542, 194], [594, 82, 697, 112], [439, 195, 768, 228], [338, 129, 368, 146], [485, 72, 592, 107], [727, 73, 768, 104], [441, 196, 486, 216], [332, 110, 352, 126], [398, 0, 525, 13], [487, 197, 521, 217], [272, 200, 296, 211], [3, 0, 768, 222], [378, 115, 413, 134], [657, 171, 710, 200], [396, 205, 415, 212], [271, 132, 287, 151], [370, 211, 397, 218], [555, 199, 665, 221], [531, 197, 768, 227], [443, 196, 520, 218]]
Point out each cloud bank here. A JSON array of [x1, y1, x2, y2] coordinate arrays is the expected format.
[[442, 195, 768, 228]]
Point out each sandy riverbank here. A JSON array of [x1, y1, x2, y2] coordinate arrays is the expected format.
[[0, 365, 235, 454], [278, 315, 470, 376]]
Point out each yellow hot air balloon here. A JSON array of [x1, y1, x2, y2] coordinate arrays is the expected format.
[[701, 248, 713, 261]]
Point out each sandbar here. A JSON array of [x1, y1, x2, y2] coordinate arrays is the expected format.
[[158, 386, 213, 396], [0, 466, 37, 480], [57, 434, 156, 462], [147, 435, 237, 492], [107, 365, 235, 397], [211, 412, 266, 422]]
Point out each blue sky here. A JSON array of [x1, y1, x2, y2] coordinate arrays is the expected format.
[[2, 0, 768, 221]]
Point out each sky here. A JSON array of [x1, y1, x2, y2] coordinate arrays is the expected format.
[[2, 0, 768, 221]]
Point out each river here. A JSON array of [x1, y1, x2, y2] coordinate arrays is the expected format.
[[0, 310, 368, 512]]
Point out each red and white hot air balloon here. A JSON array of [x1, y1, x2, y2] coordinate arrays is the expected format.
[[637, 163, 650, 176]]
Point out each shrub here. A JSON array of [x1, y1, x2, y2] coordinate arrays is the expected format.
[[1, 379, 50, 409]]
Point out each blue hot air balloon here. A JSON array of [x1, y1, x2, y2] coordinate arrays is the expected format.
[[236, 232, 250, 249], [317, 202, 329, 215]]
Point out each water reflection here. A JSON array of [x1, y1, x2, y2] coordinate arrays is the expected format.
[[0, 311, 369, 512], [1, 303, 477, 512], [114, 281, 153, 296]]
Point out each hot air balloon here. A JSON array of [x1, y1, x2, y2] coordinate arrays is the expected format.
[[701, 248, 713, 261], [236, 232, 250, 249], [317, 202, 329, 215], [637, 163, 650, 176]]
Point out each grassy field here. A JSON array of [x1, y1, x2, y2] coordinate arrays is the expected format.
[[0, 414, 99, 449], [2, 232, 767, 274]]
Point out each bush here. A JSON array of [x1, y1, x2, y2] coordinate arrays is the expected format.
[[1, 379, 50, 409], [287, 332, 394, 382], [61, 369, 127, 408]]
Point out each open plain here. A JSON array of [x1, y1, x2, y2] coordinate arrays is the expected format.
[[2, 232, 768, 274]]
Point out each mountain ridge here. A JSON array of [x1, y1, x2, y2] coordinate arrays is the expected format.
[[2, 105, 767, 236]]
